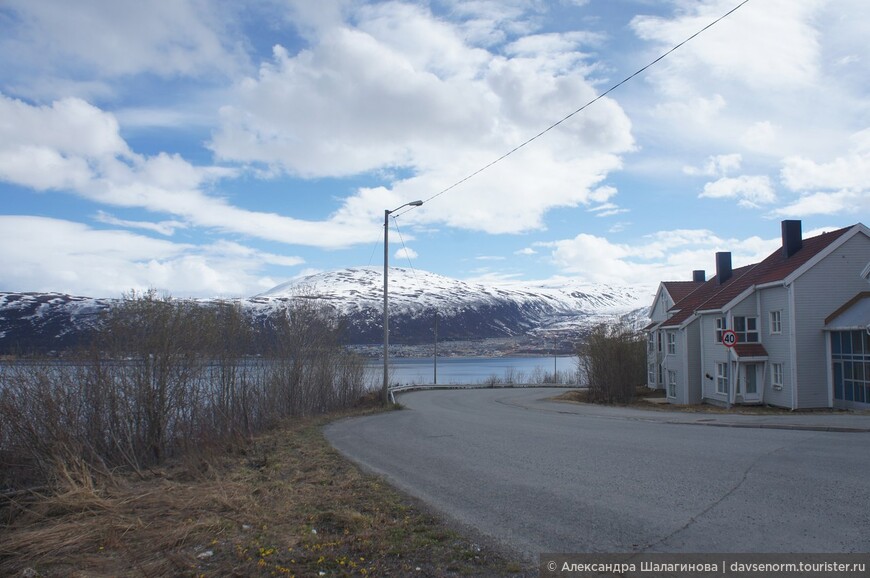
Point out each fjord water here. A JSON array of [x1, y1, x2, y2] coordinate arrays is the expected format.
[[373, 355, 581, 386]]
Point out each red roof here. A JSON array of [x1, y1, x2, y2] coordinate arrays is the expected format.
[[658, 225, 858, 328], [733, 343, 769, 358], [663, 281, 705, 304], [696, 226, 852, 311], [660, 265, 754, 328]]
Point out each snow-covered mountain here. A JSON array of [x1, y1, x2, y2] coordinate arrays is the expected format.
[[0, 268, 653, 354], [0, 292, 112, 353], [252, 267, 653, 348]]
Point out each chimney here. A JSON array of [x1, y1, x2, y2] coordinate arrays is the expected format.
[[692, 270, 706, 283], [716, 252, 732, 285], [782, 220, 802, 258]]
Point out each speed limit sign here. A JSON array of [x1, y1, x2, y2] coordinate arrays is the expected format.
[[722, 329, 738, 348]]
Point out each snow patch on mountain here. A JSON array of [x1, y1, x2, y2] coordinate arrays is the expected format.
[[0, 268, 654, 354], [260, 267, 651, 314], [256, 267, 653, 346]]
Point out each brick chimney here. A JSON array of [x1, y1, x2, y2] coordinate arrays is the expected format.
[[782, 220, 802, 258], [693, 270, 706, 282], [716, 252, 732, 285]]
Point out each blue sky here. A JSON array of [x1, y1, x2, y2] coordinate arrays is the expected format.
[[0, 0, 867, 298]]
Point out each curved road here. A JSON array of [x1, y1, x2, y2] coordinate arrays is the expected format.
[[325, 388, 870, 559]]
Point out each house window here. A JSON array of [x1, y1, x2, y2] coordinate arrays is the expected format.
[[769, 310, 782, 334], [716, 362, 729, 395], [715, 317, 726, 342], [657, 332, 662, 352], [648, 332, 655, 353], [831, 330, 870, 404], [772, 363, 783, 390], [648, 363, 656, 385], [734, 316, 759, 343], [667, 332, 676, 354], [667, 370, 677, 398]]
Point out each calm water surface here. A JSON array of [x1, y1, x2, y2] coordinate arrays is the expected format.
[[370, 355, 581, 386]]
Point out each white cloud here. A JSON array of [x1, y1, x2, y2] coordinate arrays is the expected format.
[[94, 211, 187, 236], [780, 151, 870, 192], [775, 133, 870, 218], [394, 247, 418, 260], [0, 0, 249, 99], [608, 221, 630, 234], [699, 175, 777, 208], [539, 228, 782, 285], [0, 216, 302, 297], [683, 153, 742, 177], [740, 121, 779, 153], [210, 2, 635, 234], [0, 93, 397, 249], [632, 0, 823, 93], [626, 0, 867, 188], [588, 203, 629, 218], [773, 190, 870, 218]]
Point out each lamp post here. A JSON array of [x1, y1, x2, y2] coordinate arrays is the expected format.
[[383, 200, 423, 405]]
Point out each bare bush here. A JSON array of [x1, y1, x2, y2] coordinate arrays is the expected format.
[[0, 290, 372, 495], [577, 322, 646, 404]]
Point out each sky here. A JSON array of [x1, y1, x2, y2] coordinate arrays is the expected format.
[[0, 0, 868, 298]]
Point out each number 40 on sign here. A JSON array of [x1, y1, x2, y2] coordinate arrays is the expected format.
[[722, 329, 738, 348]]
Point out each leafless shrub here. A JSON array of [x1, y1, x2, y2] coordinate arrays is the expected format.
[[0, 290, 372, 497], [577, 322, 646, 404]]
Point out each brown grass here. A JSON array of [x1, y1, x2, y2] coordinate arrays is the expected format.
[[1, 406, 529, 577]]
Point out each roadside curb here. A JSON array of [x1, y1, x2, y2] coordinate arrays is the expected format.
[[394, 388, 870, 433], [540, 395, 870, 433], [664, 420, 870, 433]]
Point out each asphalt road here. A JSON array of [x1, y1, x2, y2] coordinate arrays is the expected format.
[[324, 388, 870, 559]]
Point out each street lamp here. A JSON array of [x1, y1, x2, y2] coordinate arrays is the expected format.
[[383, 200, 423, 404]]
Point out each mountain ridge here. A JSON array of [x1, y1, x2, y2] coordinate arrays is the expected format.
[[0, 268, 653, 355]]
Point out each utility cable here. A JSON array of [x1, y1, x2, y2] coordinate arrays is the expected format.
[[410, 0, 752, 209], [390, 215, 418, 280], [365, 227, 382, 267]]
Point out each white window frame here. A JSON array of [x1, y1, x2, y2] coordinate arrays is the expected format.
[[734, 316, 759, 343], [667, 370, 677, 398], [667, 332, 676, 354], [648, 363, 656, 385], [716, 362, 729, 395], [715, 317, 726, 343], [769, 310, 782, 335], [772, 363, 783, 390]]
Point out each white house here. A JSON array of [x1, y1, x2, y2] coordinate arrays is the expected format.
[[647, 220, 870, 410]]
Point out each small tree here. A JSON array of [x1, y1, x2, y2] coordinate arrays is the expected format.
[[578, 322, 646, 404]]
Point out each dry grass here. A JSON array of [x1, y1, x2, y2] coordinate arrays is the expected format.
[[1, 406, 529, 577]]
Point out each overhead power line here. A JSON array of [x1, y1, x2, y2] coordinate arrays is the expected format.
[[391, 215, 418, 280], [392, 0, 751, 216]]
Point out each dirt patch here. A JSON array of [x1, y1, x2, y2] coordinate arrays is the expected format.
[[1, 407, 530, 577]]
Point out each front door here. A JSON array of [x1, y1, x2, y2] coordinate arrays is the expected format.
[[742, 363, 760, 402]]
